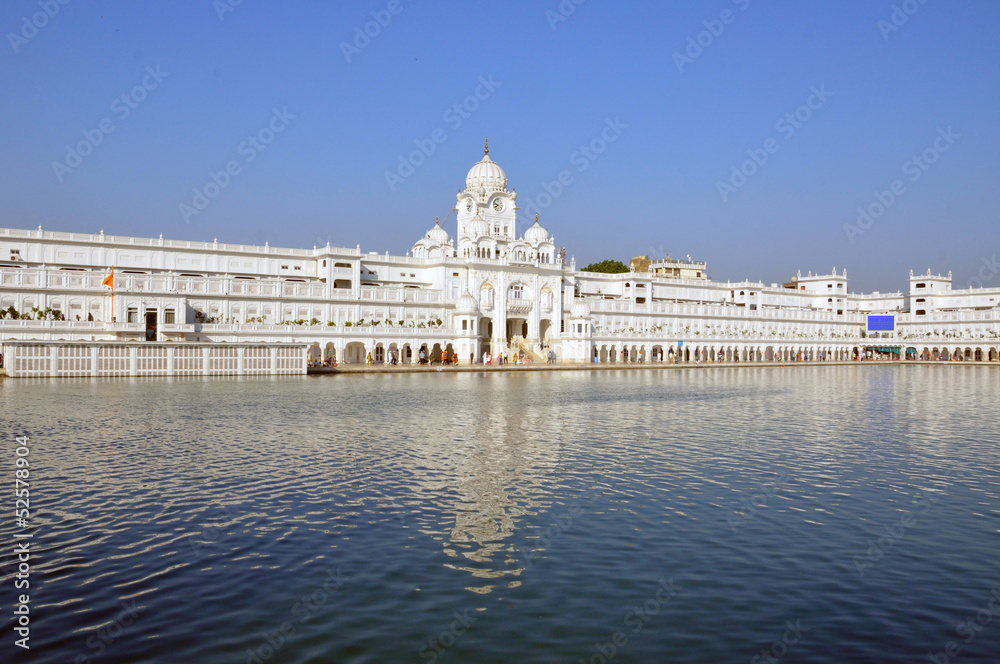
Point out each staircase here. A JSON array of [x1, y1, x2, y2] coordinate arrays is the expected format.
[[511, 336, 544, 363]]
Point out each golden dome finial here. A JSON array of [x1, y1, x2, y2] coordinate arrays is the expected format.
[[535, 213, 539, 223], [484, 137, 489, 155]]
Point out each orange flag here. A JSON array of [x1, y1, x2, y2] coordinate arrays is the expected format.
[[102, 270, 114, 288]]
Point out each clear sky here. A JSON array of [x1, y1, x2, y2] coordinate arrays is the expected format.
[[2, 0, 998, 293]]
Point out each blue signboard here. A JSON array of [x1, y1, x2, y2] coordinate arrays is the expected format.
[[867, 315, 895, 332]]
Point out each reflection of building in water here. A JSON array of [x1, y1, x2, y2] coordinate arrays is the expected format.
[[409, 381, 573, 591]]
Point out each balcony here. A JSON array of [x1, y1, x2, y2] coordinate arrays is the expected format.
[[507, 298, 533, 316]]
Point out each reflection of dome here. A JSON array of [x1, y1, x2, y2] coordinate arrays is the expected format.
[[571, 299, 591, 318], [464, 213, 488, 238], [456, 290, 477, 314], [524, 215, 548, 245], [465, 140, 507, 192], [425, 218, 449, 245]]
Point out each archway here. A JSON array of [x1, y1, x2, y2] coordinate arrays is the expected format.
[[345, 342, 366, 364], [540, 320, 553, 347], [479, 316, 493, 352]]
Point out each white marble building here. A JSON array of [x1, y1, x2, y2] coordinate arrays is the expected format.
[[2, 144, 1000, 367]]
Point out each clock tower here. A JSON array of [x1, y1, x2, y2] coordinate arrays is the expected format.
[[456, 139, 517, 243]]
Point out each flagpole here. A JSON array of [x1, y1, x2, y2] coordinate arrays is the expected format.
[[109, 266, 114, 323]]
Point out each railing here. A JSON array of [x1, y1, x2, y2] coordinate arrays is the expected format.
[[197, 323, 458, 336], [587, 298, 865, 324], [0, 227, 359, 259]]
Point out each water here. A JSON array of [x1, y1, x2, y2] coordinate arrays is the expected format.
[[1, 366, 998, 663]]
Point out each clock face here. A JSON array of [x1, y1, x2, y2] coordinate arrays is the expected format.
[[466, 200, 473, 212], [492, 198, 504, 212]]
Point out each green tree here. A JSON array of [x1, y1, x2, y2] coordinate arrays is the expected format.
[[581, 259, 629, 273]]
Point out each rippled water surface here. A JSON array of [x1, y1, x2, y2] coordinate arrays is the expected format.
[[2, 366, 999, 663]]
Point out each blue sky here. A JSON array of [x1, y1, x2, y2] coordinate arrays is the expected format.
[[1, 0, 997, 292]]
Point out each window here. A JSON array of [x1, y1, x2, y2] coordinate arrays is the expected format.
[[294, 266, 301, 270], [510, 284, 524, 300], [281, 265, 289, 270], [462, 320, 468, 330], [164, 309, 175, 324], [322, 260, 327, 267], [127, 307, 138, 323]]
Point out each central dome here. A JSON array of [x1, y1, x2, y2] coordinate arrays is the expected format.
[[465, 139, 507, 192]]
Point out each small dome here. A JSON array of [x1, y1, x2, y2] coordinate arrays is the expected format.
[[456, 290, 477, 314], [571, 299, 591, 318], [524, 215, 549, 245], [425, 218, 449, 245], [465, 140, 507, 192], [464, 213, 488, 238]]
